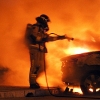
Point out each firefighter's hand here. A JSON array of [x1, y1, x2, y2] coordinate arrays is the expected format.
[[65, 34, 74, 41]]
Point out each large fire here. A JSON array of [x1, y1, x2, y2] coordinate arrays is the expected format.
[[0, 0, 100, 94], [64, 47, 89, 55], [37, 45, 92, 94]]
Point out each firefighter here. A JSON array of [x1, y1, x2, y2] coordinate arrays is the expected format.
[[25, 14, 74, 89]]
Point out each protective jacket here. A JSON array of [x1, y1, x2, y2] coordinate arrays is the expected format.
[[25, 23, 66, 87], [25, 23, 66, 53]]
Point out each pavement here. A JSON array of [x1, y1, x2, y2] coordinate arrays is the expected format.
[[0, 86, 100, 100], [1, 96, 100, 100]]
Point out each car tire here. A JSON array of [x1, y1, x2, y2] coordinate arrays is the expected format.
[[80, 71, 100, 95]]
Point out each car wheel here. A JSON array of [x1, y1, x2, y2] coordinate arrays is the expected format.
[[80, 72, 100, 95]]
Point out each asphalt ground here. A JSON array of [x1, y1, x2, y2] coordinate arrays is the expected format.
[[1, 96, 100, 100], [0, 86, 100, 100]]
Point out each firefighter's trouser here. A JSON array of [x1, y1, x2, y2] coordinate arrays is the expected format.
[[29, 46, 45, 84]]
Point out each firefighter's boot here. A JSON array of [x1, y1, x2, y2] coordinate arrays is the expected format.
[[29, 74, 40, 89]]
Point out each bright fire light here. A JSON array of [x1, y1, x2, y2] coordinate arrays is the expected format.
[[73, 87, 83, 94], [64, 47, 90, 55], [89, 88, 93, 92], [89, 88, 100, 92]]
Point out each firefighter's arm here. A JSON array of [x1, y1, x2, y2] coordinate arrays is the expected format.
[[63, 34, 74, 41], [57, 35, 74, 41], [45, 34, 74, 42]]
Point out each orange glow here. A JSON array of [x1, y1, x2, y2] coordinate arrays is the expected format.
[[1, 0, 100, 95], [64, 47, 90, 55], [89, 88, 100, 92], [89, 88, 93, 92], [73, 87, 83, 94]]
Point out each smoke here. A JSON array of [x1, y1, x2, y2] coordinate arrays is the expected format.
[[0, 65, 9, 85], [0, 0, 100, 87]]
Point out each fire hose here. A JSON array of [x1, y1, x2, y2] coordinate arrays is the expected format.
[[49, 33, 74, 41]]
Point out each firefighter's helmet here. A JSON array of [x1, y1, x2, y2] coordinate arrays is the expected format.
[[40, 14, 50, 22], [36, 14, 50, 31]]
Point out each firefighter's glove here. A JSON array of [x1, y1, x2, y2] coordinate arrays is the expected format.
[[65, 34, 74, 41]]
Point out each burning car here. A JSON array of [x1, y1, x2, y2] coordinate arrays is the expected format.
[[61, 51, 100, 94]]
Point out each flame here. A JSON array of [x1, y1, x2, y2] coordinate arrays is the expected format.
[[37, 45, 92, 94], [64, 47, 90, 55], [1, 0, 100, 95], [89, 88, 93, 92], [89, 88, 100, 92], [73, 87, 83, 94]]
